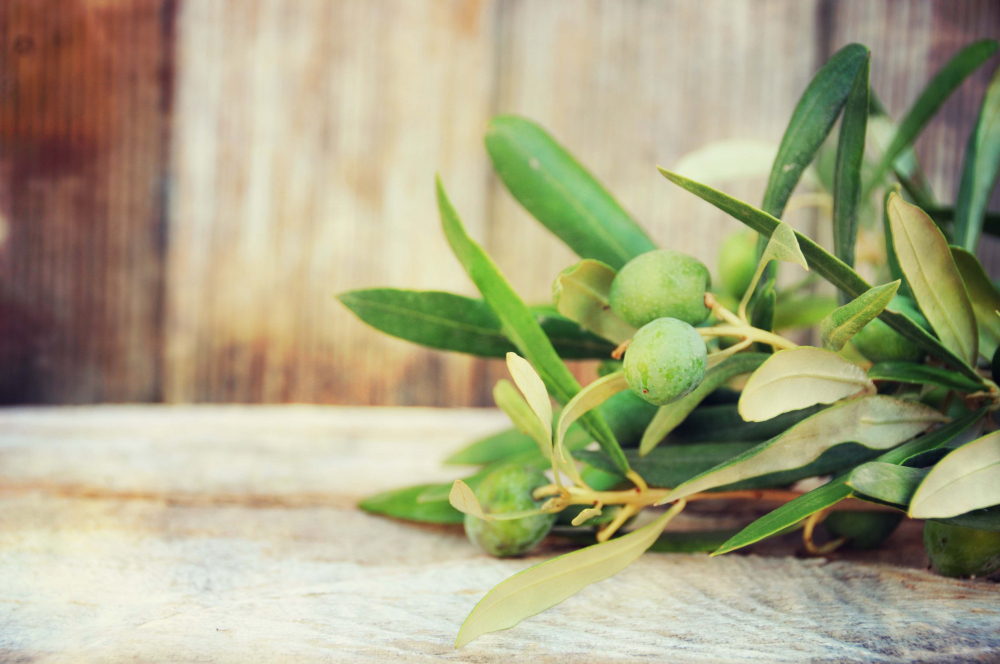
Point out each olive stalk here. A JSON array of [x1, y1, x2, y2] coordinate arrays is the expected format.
[[702, 292, 799, 352]]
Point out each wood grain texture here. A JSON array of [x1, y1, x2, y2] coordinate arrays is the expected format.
[[3, 406, 1000, 662], [0, 0, 174, 403]]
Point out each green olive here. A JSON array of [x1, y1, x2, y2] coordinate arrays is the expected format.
[[464, 466, 556, 557], [610, 250, 711, 328], [824, 511, 903, 549], [717, 229, 758, 298], [623, 318, 707, 406], [923, 521, 1000, 578], [851, 295, 929, 363]]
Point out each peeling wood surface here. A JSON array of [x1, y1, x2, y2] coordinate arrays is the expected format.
[[3, 406, 1000, 662]]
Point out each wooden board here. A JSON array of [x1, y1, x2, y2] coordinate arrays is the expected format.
[[3, 406, 1000, 662]]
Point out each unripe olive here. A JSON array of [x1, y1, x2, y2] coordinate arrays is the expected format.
[[609, 250, 711, 328], [824, 511, 903, 550], [852, 295, 929, 363], [464, 466, 556, 557], [623, 318, 707, 406], [717, 230, 758, 298], [923, 521, 1000, 578]]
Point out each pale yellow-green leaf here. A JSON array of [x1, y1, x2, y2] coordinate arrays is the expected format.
[[552, 260, 635, 344], [455, 500, 687, 648], [448, 479, 551, 523], [951, 247, 1000, 361], [739, 222, 808, 316], [909, 431, 1000, 519], [820, 281, 901, 351], [492, 379, 552, 461], [738, 347, 874, 422], [887, 193, 978, 365], [506, 353, 552, 440], [661, 395, 947, 503], [554, 372, 630, 487]]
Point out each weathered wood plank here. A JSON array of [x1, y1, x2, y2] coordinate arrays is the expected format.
[[0, 0, 174, 403], [2, 406, 999, 662]]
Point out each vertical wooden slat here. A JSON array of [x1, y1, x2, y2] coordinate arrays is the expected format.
[[0, 0, 173, 403]]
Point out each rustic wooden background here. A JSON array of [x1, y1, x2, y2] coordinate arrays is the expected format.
[[1, 0, 999, 406]]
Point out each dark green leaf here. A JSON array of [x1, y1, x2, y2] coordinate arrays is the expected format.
[[485, 115, 656, 270], [563, 529, 742, 554], [847, 462, 927, 506], [577, 443, 757, 488], [437, 177, 627, 472], [657, 168, 983, 382], [867, 361, 984, 393], [934, 505, 1000, 531], [832, 53, 870, 299], [669, 403, 824, 444], [953, 66, 1000, 252], [865, 40, 1000, 197], [360, 484, 463, 524]]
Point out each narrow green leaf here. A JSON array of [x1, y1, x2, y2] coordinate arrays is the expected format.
[[773, 294, 838, 331], [867, 361, 985, 393], [762, 43, 871, 219], [865, 40, 1000, 197], [713, 409, 985, 554], [882, 189, 908, 292], [911, 431, 1000, 519], [935, 505, 1000, 532], [444, 427, 536, 466], [738, 347, 874, 422], [669, 403, 823, 445], [552, 260, 635, 343], [639, 353, 768, 455], [951, 246, 1000, 360], [437, 177, 622, 460], [578, 443, 757, 489], [953, 66, 1000, 251], [455, 501, 686, 648], [848, 462, 927, 507], [887, 193, 978, 365], [338, 289, 615, 359], [656, 168, 983, 382], [832, 53, 870, 295], [821, 280, 900, 350], [359, 484, 463, 524], [662, 395, 947, 503], [485, 116, 656, 270]]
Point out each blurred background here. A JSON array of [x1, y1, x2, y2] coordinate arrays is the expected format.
[[1, 0, 998, 407]]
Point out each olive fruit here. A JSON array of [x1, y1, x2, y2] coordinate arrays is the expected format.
[[717, 229, 758, 298], [924, 521, 1000, 578], [623, 317, 707, 406], [824, 511, 903, 549], [464, 466, 556, 557], [609, 250, 711, 328], [851, 295, 929, 363]]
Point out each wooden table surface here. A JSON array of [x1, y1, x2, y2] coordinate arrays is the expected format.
[[2, 405, 999, 663]]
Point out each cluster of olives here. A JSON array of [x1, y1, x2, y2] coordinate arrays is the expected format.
[[610, 250, 712, 406]]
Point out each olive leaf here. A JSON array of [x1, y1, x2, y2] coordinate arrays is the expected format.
[[444, 427, 536, 466], [910, 431, 1000, 519], [448, 479, 554, 522], [555, 371, 632, 482], [551, 260, 635, 343], [738, 221, 808, 318], [661, 395, 947, 503], [951, 247, 1000, 360], [821, 280, 900, 351], [713, 409, 985, 555], [887, 193, 978, 365], [738, 347, 874, 422], [954, 65, 1000, 252], [455, 500, 687, 648], [847, 462, 927, 507], [864, 39, 1000, 197], [492, 379, 552, 461], [669, 403, 822, 445], [773, 294, 838, 331], [578, 443, 757, 489], [639, 353, 768, 455], [868, 94, 936, 209], [832, 52, 869, 286], [339, 289, 615, 359], [438, 177, 623, 463], [867, 362, 984, 394], [485, 115, 656, 270], [359, 484, 463, 524], [506, 353, 553, 442], [656, 168, 982, 382]]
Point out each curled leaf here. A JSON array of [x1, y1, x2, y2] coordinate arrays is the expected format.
[[910, 431, 1000, 519], [554, 372, 632, 485], [821, 281, 901, 351], [455, 500, 687, 648], [552, 260, 635, 343], [738, 347, 874, 422]]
